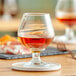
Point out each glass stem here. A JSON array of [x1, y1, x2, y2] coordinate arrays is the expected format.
[[65, 27, 74, 40], [31, 51, 41, 64]]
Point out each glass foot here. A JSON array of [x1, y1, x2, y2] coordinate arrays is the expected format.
[[12, 61, 61, 71], [54, 35, 76, 44]]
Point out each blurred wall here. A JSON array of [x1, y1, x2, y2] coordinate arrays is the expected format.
[[18, 0, 57, 18], [0, 0, 59, 37]]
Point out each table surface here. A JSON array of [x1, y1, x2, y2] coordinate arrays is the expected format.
[[0, 54, 76, 76]]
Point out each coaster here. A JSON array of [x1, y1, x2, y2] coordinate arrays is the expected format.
[[12, 62, 61, 71]]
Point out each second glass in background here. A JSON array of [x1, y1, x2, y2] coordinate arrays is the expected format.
[[54, 0, 76, 43]]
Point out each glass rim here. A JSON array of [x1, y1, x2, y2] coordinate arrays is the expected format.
[[23, 13, 50, 16]]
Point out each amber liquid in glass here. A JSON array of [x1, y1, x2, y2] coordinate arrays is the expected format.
[[57, 17, 76, 27], [19, 37, 53, 52], [56, 11, 76, 26]]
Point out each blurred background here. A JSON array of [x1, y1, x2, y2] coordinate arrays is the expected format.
[[0, 0, 67, 37]]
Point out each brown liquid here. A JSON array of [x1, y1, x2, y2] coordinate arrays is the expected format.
[[57, 17, 76, 27], [19, 37, 53, 49]]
